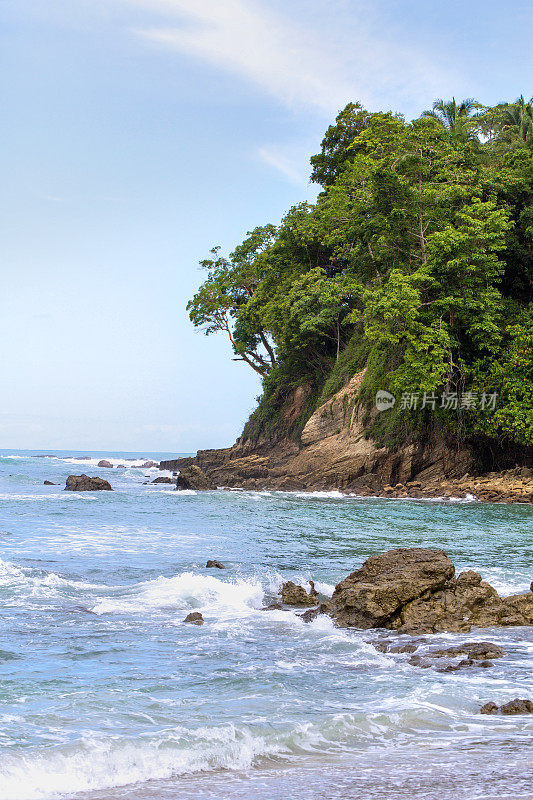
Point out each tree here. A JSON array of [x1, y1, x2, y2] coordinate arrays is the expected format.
[[187, 227, 278, 377], [187, 93, 533, 451], [422, 97, 479, 142], [502, 95, 533, 143], [309, 102, 373, 188]]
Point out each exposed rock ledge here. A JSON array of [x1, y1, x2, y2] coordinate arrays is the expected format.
[[161, 372, 532, 502], [330, 548, 532, 633]]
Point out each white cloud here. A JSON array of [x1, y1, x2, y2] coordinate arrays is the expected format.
[[124, 0, 461, 117], [256, 145, 306, 184]]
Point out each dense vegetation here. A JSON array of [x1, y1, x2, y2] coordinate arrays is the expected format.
[[188, 96, 533, 451]]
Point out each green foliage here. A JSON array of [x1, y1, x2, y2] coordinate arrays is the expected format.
[[187, 94, 533, 449], [319, 332, 370, 402], [472, 313, 533, 444]]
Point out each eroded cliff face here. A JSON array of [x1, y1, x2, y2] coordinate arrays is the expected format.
[[161, 371, 480, 494]]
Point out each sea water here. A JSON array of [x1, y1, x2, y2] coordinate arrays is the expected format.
[[0, 450, 531, 800]]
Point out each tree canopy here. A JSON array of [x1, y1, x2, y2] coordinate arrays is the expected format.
[[188, 95, 533, 448]]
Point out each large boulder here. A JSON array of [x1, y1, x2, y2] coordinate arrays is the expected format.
[[65, 474, 112, 491], [331, 548, 533, 633], [332, 548, 454, 629], [175, 466, 216, 491], [97, 460, 113, 468]]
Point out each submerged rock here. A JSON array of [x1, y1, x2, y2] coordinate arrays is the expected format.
[[183, 612, 204, 625], [65, 474, 112, 491], [261, 602, 283, 611], [151, 476, 174, 484], [429, 642, 505, 660], [176, 466, 216, 491], [206, 559, 225, 569], [43, 480, 57, 485], [97, 460, 113, 468], [480, 699, 533, 715], [280, 581, 318, 606], [331, 548, 533, 633]]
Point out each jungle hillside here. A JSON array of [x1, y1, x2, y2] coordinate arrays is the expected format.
[[187, 96, 533, 457]]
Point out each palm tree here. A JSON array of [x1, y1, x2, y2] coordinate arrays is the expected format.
[[502, 95, 533, 143], [422, 97, 479, 142]]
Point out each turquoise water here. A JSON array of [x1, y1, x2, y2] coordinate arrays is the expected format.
[[0, 451, 532, 799]]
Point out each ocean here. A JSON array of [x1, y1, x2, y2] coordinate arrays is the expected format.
[[0, 450, 531, 799]]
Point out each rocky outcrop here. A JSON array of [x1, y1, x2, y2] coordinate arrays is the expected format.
[[65, 474, 113, 491], [330, 548, 533, 633], [183, 612, 204, 625], [150, 476, 174, 484], [97, 460, 113, 468], [43, 480, 57, 485], [206, 559, 225, 569], [373, 638, 505, 670], [176, 466, 216, 491], [481, 699, 533, 715], [280, 581, 318, 606], [159, 370, 531, 499]]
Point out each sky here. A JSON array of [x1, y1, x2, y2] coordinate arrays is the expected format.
[[1, 0, 532, 453]]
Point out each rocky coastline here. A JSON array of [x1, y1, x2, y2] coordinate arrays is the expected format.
[[160, 371, 532, 502]]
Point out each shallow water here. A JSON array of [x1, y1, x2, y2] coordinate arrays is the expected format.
[[0, 450, 532, 799]]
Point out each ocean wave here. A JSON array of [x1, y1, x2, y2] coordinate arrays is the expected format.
[[0, 725, 281, 800], [0, 557, 109, 602], [91, 572, 265, 616], [0, 702, 524, 800]]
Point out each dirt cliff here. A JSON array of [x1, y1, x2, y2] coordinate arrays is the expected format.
[[161, 372, 533, 502]]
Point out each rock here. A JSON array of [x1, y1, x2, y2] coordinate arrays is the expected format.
[[480, 699, 533, 715], [331, 548, 455, 629], [117, 465, 126, 469], [408, 655, 432, 668], [331, 548, 533, 633], [151, 476, 174, 484], [206, 560, 225, 569], [371, 641, 392, 653], [43, 480, 57, 485], [176, 466, 216, 491], [500, 699, 533, 715], [437, 658, 475, 673], [97, 460, 113, 468], [300, 607, 320, 623], [261, 602, 283, 611], [389, 643, 418, 653], [65, 474, 112, 491], [183, 612, 204, 625], [430, 642, 505, 660], [280, 581, 317, 606]]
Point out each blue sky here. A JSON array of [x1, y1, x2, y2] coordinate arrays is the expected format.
[[2, 0, 532, 452]]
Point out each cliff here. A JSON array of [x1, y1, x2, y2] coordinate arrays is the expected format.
[[161, 372, 533, 501]]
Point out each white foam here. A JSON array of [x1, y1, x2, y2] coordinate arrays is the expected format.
[[0, 725, 280, 800], [0, 557, 108, 604], [91, 571, 265, 616], [292, 490, 347, 499]]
